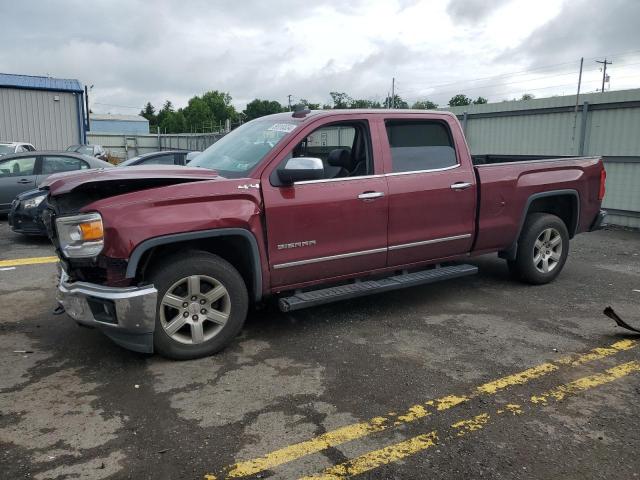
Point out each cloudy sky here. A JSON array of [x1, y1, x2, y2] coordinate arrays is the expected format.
[[1, 0, 639, 113]]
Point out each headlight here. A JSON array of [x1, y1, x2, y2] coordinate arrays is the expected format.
[[55, 213, 104, 258], [22, 194, 47, 209]]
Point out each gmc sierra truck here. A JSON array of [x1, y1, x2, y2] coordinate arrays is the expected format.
[[40, 109, 607, 359]]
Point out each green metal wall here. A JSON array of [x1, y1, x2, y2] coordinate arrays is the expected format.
[[445, 88, 640, 228]]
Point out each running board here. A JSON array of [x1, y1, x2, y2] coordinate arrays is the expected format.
[[278, 264, 478, 312]]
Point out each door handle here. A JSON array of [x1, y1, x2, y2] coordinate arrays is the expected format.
[[450, 182, 472, 190], [17, 178, 33, 184], [358, 191, 385, 200]]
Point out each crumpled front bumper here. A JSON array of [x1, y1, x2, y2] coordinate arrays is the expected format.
[[57, 269, 158, 353]]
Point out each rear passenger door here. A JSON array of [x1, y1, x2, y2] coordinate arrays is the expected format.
[[382, 117, 476, 266]]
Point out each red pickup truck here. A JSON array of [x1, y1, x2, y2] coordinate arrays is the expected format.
[[40, 109, 606, 359]]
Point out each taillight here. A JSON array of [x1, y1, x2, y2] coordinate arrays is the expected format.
[[598, 168, 606, 200]]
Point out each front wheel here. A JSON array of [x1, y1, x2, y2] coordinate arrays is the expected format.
[[149, 251, 248, 360], [508, 213, 569, 285]]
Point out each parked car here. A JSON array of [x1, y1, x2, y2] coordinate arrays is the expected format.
[[41, 110, 606, 359], [118, 150, 194, 167], [0, 151, 112, 214], [0, 142, 36, 156], [66, 144, 108, 161]]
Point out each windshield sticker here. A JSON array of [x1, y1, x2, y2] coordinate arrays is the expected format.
[[267, 123, 297, 133]]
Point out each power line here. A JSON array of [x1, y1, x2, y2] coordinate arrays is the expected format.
[[404, 49, 640, 93]]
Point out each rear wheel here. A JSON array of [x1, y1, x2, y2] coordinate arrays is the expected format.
[[150, 251, 248, 359], [508, 213, 569, 285]]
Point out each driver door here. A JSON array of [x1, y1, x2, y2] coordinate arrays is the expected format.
[[261, 117, 388, 290]]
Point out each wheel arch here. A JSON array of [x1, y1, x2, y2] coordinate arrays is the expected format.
[[500, 189, 580, 261], [126, 228, 263, 302]]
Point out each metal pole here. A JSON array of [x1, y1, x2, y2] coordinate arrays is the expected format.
[[571, 57, 584, 145], [596, 58, 612, 92], [391, 77, 395, 109], [579, 102, 589, 156]]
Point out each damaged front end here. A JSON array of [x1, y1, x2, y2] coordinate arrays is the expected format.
[[41, 166, 222, 353]]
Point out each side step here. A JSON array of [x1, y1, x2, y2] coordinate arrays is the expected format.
[[278, 264, 478, 312]]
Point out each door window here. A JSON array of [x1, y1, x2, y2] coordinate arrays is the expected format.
[[385, 121, 458, 173], [0, 157, 36, 177], [42, 156, 89, 174], [273, 122, 372, 184]]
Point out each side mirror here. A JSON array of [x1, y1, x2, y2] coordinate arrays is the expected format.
[[278, 157, 324, 185]]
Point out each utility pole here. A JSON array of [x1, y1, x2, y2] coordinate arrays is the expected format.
[[391, 77, 395, 109], [571, 57, 584, 143], [287, 94, 293, 111], [595, 58, 612, 92]]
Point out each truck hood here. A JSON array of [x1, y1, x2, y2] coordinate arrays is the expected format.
[[40, 165, 221, 196]]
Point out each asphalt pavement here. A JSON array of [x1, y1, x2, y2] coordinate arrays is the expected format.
[[1, 219, 639, 480]]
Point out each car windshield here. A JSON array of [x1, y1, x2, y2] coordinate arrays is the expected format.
[[189, 118, 299, 177], [0, 145, 14, 154]]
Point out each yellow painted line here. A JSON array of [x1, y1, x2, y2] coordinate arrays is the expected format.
[[219, 339, 637, 479], [531, 361, 640, 404], [301, 361, 640, 479], [299, 432, 439, 480], [0, 256, 58, 268]]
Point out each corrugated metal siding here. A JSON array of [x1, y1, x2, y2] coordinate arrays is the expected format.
[[464, 111, 578, 156], [0, 87, 80, 149], [445, 88, 640, 228], [89, 119, 150, 135], [602, 159, 640, 228], [87, 133, 222, 160], [586, 107, 640, 156]]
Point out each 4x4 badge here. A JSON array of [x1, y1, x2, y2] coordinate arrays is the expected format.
[[237, 183, 260, 190]]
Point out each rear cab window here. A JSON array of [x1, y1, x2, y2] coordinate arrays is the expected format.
[[385, 120, 458, 173]]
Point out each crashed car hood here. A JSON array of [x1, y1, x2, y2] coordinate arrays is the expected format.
[[40, 165, 220, 196]]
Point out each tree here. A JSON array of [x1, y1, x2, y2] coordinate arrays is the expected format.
[[448, 94, 472, 107], [350, 99, 382, 109], [243, 99, 284, 120], [140, 102, 157, 125], [330, 91, 353, 109], [473, 96, 488, 104], [156, 100, 174, 128], [520, 93, 535, 101], [411, 100, 438, 110], [385, 94, 408, 109], [183, 96, 214, 132], [159, 110, 186, 133], [201, 90, 238, 124], [298, 99, 321, 110]]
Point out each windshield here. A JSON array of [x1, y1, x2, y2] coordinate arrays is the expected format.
[[190, 118, 298, 177], [0, 145, 14, 154]]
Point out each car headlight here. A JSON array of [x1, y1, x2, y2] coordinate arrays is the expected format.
[[55, 213, 104, 258], [22, 193, 47, 209]]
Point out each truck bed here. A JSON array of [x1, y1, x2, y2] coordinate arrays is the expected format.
[[472, 156, 604, 254]]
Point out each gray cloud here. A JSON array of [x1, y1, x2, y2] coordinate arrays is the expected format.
[[1, 0, 638, 113], [446, 0, 511, 23], [501, 0, 640, 66]]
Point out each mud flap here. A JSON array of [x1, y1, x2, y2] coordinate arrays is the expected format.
[[604, 306, 640, 333]]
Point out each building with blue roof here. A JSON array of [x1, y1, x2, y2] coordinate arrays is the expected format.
[[0, 73, 87, 150]]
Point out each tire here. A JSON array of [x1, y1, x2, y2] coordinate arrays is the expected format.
[[508, 213, 569, 285], [149, 251, 248, 360]]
